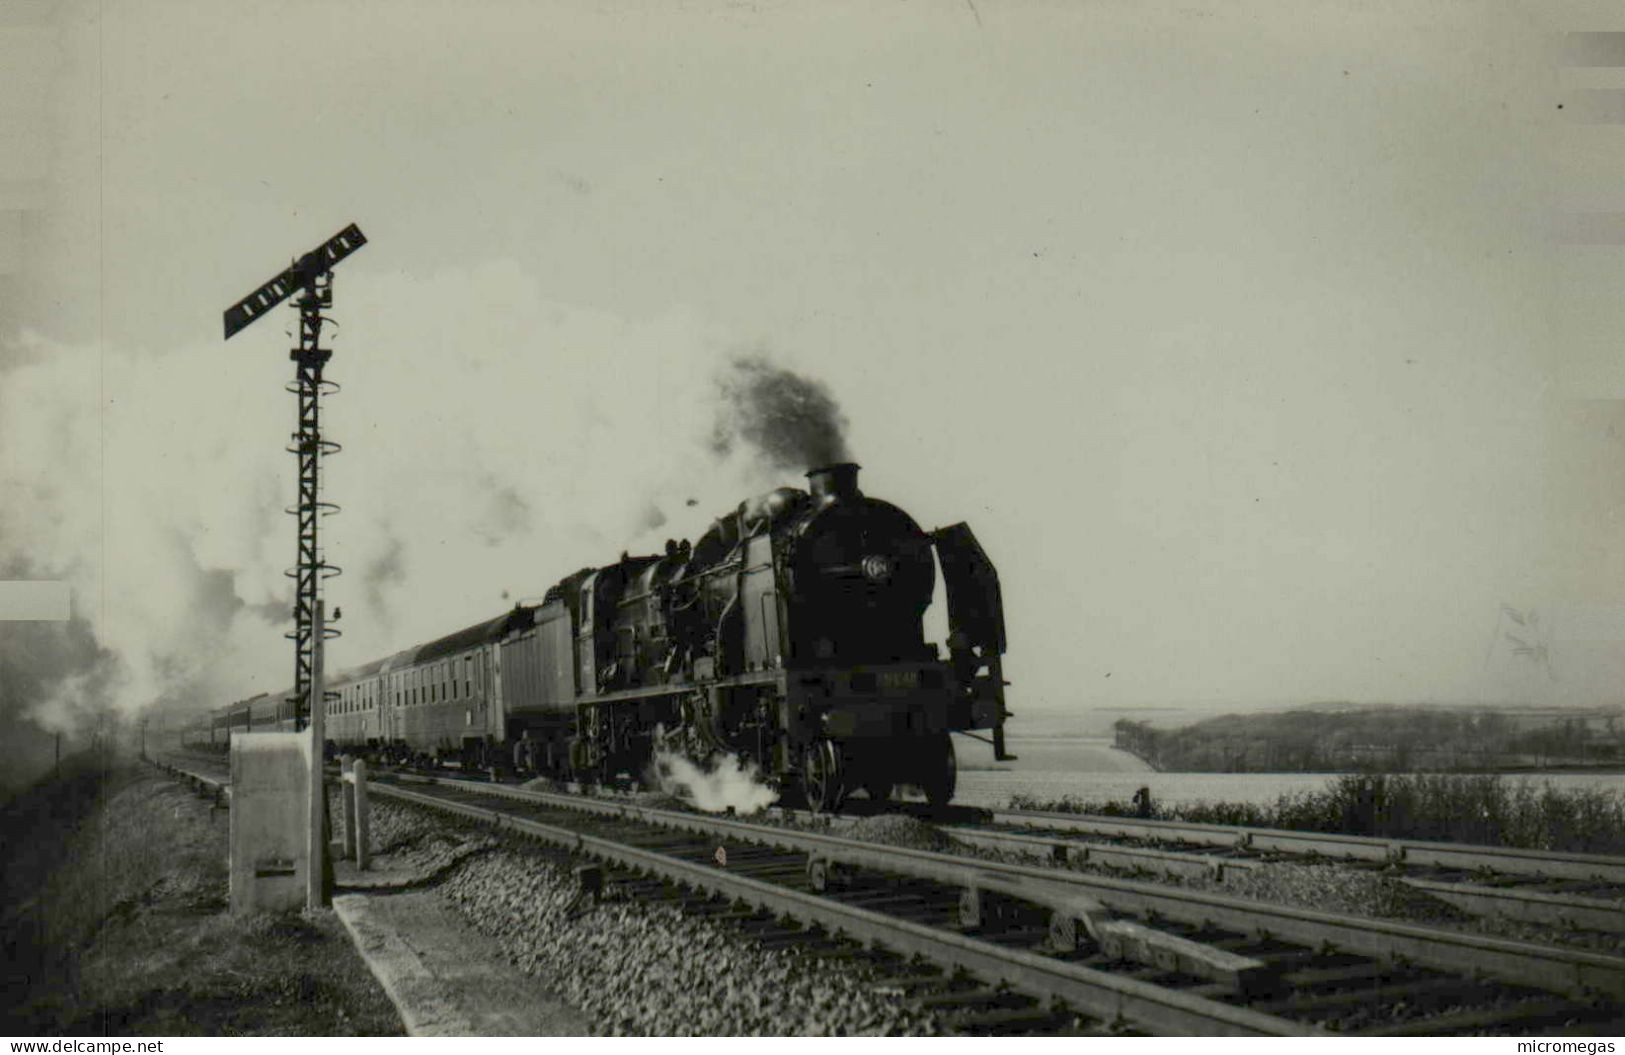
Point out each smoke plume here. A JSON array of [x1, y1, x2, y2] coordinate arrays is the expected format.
[[709, 354, 852, 473], [358, 534, 406, 620]]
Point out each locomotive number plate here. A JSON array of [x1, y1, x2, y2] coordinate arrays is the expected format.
[[878, 671, 919, 691]]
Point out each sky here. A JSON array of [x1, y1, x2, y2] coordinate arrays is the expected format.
[[2, 0, 1624, 773]]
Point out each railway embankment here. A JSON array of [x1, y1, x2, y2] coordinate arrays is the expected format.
[[363, 795, 949, 1035], [157, 759, 959, 1035], [1, 753, 401, 1035]]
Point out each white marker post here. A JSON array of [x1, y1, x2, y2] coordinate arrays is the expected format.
[[306, 600, 328, 910], [353, 758, 370, 870]]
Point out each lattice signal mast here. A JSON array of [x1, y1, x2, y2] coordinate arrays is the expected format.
[[223, 224, 367, 728]]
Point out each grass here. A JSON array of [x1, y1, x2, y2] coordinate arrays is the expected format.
[[2, 753, 402, 1036], [1009, 772, 1625, 855]]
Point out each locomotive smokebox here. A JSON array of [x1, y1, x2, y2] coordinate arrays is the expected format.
[[807, 462, 862, 504]]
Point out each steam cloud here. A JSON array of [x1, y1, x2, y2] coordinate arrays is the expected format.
[[0, 259, 859, 789], [0, 561, 120, 737], [709, 354, 852, 473], [358, 535, 406, 625], [648, 742, 778, 814]]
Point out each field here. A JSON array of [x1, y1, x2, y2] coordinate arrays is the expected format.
[[952, 732, 1625, 812]]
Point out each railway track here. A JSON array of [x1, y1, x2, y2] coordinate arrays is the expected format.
[[147, 753, 1625, 1035], [154, 750, 1625, 934], [366, 773, 1624, 1036], [940, 807, 1625, 935], [149, 755, 231, 803], [147, 754, 1245, 1035]]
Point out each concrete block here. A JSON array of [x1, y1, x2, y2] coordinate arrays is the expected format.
[[342, 773, 358, 859], [230, 733, 310, 915], [354, 759, 371, 870]]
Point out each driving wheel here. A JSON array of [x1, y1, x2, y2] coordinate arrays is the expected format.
[[801, 739, 846, 814], [919, 732, 957, 809]]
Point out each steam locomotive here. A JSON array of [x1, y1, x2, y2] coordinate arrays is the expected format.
[[187, 463, 1009, 811]]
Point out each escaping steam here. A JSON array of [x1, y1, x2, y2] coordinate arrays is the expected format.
[[0, 559, 121, 735], [648, 741, 778, 814], [0, 260, 864, 788], [709, 353, 852, 473]]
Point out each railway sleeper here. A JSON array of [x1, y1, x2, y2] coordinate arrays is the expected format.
[[802, 847, 1284, 998], [916, 986, 1021, 1010], [1259, 976, 1480, 1018], [954, 882, 1273, 995], [952, 1006, 1079, 1033], [1357, 997, 1609, 1038]]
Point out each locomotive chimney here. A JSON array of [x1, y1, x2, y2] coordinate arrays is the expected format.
[[806, 462, 861, 504]]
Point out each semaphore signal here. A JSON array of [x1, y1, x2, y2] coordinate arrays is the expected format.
[[222, 223, 366, 730]]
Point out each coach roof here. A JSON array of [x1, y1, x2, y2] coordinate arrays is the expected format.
[[413, 604, 537, 664]]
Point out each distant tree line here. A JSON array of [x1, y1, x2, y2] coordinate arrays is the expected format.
[[1111, 707, 1625, 773]]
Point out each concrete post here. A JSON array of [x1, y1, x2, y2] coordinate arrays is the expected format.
[[353, 758, 370, 870], [340, 756, 357, 859], [229, 733, 308, 915], [306, 601, 328, 910]]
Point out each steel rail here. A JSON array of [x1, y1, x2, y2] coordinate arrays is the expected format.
[[986, 808, 1625, 884], [407, 775, 1625, 1003], [150, 757, 232, 801], [1401, 879, 1625, 935], [931, 821, 1625, 934], [929, 822, 1266, 880], [367, 780, 1315, 1037]]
